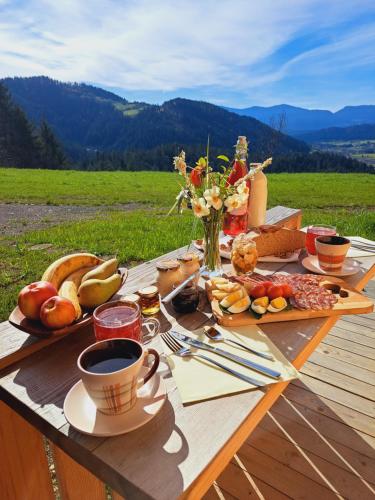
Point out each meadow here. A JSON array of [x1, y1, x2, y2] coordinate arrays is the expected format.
[[0, 168, 374, 321]]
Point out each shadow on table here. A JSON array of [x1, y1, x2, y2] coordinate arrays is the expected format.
[[208, 379, 375, 499], [90, 395, 189, 499]]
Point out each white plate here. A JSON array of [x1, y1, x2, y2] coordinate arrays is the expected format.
[[301, 255, 361, 277], [63, 370, 166, 437]]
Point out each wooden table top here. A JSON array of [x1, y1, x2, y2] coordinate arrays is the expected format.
[[0, 206, 374, 500]]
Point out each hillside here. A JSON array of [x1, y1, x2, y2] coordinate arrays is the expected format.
[[227, 104, 375, 135], [297, 123, 375, 142], [2, 77, 309, 159]]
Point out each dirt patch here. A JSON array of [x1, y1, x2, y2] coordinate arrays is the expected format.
[[0, 203, 142, 236]]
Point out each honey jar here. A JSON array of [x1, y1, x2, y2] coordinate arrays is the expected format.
[[156, 259, 183, 297], [178, 252, 202, 284], [138, 286, 160, 315]]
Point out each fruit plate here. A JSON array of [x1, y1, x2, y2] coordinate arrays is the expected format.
[[8, 269, 128, 339]]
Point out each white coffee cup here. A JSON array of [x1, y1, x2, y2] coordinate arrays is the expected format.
[[77, 338, 159, 415]]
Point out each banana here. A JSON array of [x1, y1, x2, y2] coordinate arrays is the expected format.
[[58, 266, 96, 320], [78, 272, 122, 308], [81, 258, 119, 283], [42, 253, 103, 290]]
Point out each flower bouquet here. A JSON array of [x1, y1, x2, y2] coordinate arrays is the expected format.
[[170, 141, 272, 277]]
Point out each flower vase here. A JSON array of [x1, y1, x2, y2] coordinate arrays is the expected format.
[[201, 208, 223, 278]]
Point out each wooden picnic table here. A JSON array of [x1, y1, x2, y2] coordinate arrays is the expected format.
[[0, 206, 374, 500]]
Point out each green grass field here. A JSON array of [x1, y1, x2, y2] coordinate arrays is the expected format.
[[0, 168, 374, 321]]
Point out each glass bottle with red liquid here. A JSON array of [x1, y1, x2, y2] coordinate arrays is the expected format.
[[223, 136, 250, 236]]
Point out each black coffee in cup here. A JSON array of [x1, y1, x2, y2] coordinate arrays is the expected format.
[[80, 339, 141, 374], [316, 236, 350, 246]]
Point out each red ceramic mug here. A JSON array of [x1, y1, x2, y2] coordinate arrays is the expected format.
[[315, 235, 351, 272]]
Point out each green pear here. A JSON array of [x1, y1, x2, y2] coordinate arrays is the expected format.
[[81, 258, 118, 283], [78, 272, 122, 308]]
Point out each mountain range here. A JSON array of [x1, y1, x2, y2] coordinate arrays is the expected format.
[[2, 77, 308, 160], [226, 104, 375, 135], [297, 123, 375, 143]]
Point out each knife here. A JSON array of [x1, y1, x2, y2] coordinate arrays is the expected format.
[[170, 331, 281, 379]]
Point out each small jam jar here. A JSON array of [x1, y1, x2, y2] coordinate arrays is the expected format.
[[121, 293, 140, 305], [138, 286, 160, 315], [178, 252, 202, 284], [156, 259, 183, 297]]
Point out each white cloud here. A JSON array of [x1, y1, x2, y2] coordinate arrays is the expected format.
[[0, 0, 374, 97]]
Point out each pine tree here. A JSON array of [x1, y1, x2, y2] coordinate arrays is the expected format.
[[0, 83, 41, 167], [38, 119, 66, 169]]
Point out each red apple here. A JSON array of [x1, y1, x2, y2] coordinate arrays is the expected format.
[[40, 296, 76, 329], [18, 281, 58, 320]]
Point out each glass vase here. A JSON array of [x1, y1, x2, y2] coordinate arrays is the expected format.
[[201, 208, 223, 278]]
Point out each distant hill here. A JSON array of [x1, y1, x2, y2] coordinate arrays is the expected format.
[[297, 123, 375, 143], [2, 77, 309, 160], [226, 104, 375, 135]]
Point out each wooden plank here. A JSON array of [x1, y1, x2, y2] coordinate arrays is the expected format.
[[292, 374, 375, 417], [329, 326, 375, 348], [0, 401, 54, 500], [284, 384, 375, 439], [237, 444, 339, 499], [315, 342, 375, 373], [248, 425, 375, 499], [271, 396, 375, 459], [307, 350, 375, 385], [301, 361, 375, 401], [210, 459, 290, 500], [321, 335, 375, 360], [52, 444, 106, 500], [332, 319, 375, 339], [258, 411, 375, 486]]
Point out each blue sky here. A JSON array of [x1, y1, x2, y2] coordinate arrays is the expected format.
[[1, 0, 375, 110]]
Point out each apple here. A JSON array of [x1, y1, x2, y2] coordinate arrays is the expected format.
[[18, 281, 58, 320], [40, 296, 76, 329]]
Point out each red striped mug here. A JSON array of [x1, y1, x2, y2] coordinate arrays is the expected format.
[[315, 236, 351, 272]]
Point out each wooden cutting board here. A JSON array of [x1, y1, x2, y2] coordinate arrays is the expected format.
[[207, 276, 374, 326]]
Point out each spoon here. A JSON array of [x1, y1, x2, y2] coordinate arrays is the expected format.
[[204, 326, 274, 361]]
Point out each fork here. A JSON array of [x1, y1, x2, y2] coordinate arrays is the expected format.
[[161, 332, 266, 387]]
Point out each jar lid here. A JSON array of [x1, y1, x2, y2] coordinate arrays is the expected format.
[[156, 259, 180, 271], [178, 252, 201, 263], [121, 294, 140, 304], [138, 285, 159, 297]]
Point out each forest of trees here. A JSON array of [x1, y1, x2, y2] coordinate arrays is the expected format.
[[0, 83, 65, 169]]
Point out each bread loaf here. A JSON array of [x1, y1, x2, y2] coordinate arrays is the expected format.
[[252, 225, 306, 256]]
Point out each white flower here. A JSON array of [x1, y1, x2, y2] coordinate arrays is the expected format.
[[237, 180, 249, 196], [203, 186, 222, 210], [192, 197, 210, 218], [173, 150, 187, 176], [224, 194, 245, 213]]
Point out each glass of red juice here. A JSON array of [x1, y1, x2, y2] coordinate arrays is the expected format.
[[93, 300, 160, 344], [306, 225, 336, 255]]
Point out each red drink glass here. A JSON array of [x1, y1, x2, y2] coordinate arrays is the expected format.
[[93, 300, 159, 344], [306, 225, 336, 255]]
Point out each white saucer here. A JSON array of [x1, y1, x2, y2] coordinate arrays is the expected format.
[[302, 255, 360, 277], [63, 370, 166, 437]]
